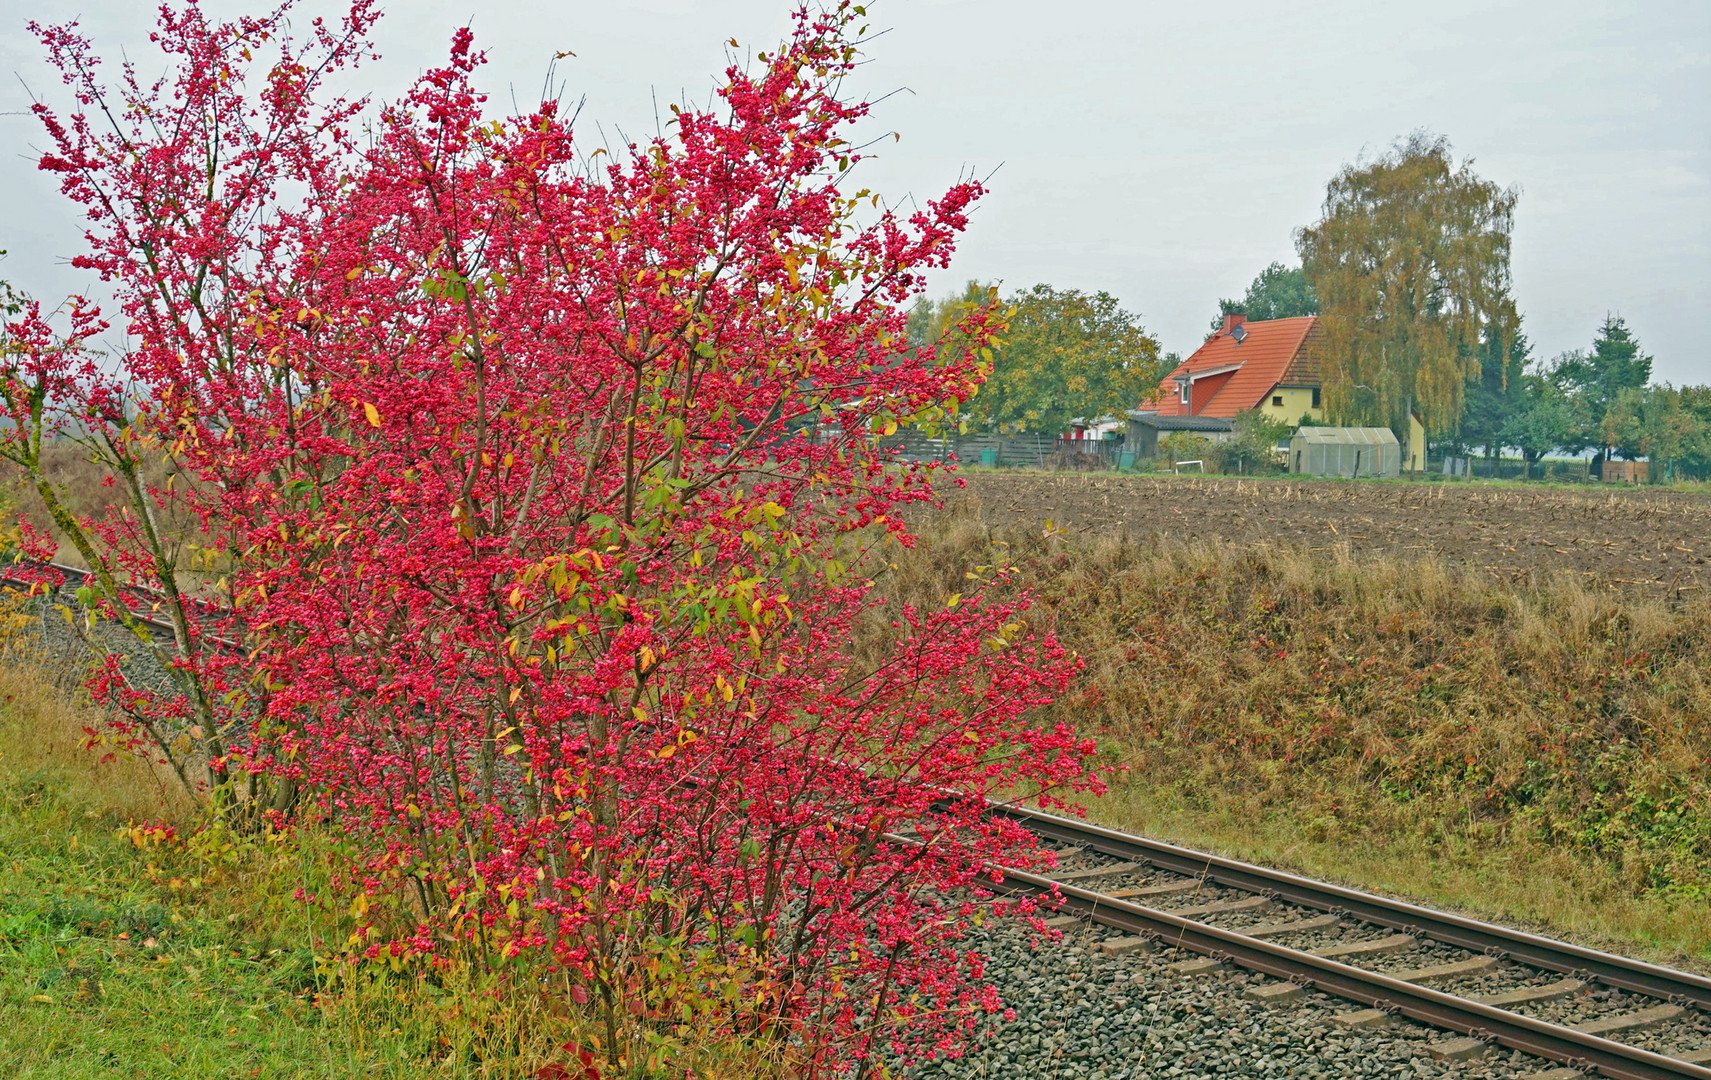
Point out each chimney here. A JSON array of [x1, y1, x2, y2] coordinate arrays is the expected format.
[[1220, 313, 1247, 336]]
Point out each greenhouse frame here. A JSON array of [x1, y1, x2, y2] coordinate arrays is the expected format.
[[1287, 426, 1402, 478]]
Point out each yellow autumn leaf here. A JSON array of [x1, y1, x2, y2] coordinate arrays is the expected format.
[[362, 402, 381, 427]]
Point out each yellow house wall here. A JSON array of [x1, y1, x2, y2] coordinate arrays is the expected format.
[[1257, 386, 1323, 425], [1407, 412, 1427, 472]]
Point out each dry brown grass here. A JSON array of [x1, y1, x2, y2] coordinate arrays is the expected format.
[[0, 439, 125, 567], [0, 651, 195, 826], [882, 498, 1711, 964], [2, 439, 143, 577]]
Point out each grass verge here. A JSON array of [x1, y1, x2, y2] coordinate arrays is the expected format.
[[0, 660, 582, 1078], [1083, 779, 1710, 973], [883, 501, 1711, 968], [0, 653, 816, 1078]]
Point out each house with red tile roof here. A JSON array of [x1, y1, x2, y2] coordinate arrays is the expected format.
[[1136, 314, 1325, 425]]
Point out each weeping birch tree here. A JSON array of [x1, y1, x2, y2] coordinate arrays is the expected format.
[[1297, 132, 1518, 437]]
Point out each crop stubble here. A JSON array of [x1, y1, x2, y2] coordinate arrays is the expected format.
[[947, 474, 1710, 599]]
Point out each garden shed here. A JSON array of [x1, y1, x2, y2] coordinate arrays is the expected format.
[[1288, 426, 1401, 478], [1124, 412, 1233, 459]]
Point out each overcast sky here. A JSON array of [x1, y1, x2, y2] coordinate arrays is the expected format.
[[2, 0, 1706, 384]]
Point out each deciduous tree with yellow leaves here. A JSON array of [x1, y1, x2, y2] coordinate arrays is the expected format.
[[1298, 132, 1518, 438], [912, 283, 1164, 434]]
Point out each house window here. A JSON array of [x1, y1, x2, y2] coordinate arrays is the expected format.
[[1272, 395, 1283, 407], [1179, 380, 1188, 404], [1312, 387, 1322, 409]]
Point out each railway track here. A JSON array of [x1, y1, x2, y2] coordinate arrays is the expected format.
[[2, 560, 223, 642], [981, 806, 1711, 1080], [3, 561, 177, 632]]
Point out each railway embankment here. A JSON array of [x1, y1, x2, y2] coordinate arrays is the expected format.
[[883, 486, 1711, 966]]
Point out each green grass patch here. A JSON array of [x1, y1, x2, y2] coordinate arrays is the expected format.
[[0, 665, 577, 1078], [0, 766, 347, 1077], [0, 661, 810, 1079]]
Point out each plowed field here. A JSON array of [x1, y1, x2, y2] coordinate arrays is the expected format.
[[946, 473, 1711, 599]]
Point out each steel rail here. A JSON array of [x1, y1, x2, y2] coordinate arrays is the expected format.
[[2, 561, 227, 640], [992, 866, 1711, 1080], [993, 803, 1711, 1013]]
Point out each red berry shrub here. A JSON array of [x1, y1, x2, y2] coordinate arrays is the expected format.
[[11, 2, 1102, 1070]]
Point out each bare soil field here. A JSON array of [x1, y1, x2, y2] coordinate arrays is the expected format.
[[946, 472, 1711, 599]]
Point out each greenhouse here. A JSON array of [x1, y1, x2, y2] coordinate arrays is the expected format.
[[1287, 426, 1402, 478]]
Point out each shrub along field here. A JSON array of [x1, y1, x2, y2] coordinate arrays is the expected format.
[[0, 655, 791, 1078], [14, 458, 1710, 969], [884, 492, 1711, 965], [3, 475, 1707, 1076]]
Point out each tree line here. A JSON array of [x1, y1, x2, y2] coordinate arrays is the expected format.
[[905, 282, 1168, 435], [912, 131, 1708, 480]]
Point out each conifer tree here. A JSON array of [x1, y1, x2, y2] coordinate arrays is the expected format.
[[1549, 315, 1654, 466]]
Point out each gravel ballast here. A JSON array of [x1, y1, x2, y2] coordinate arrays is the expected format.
[[903, 916, 1587, 1080]]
